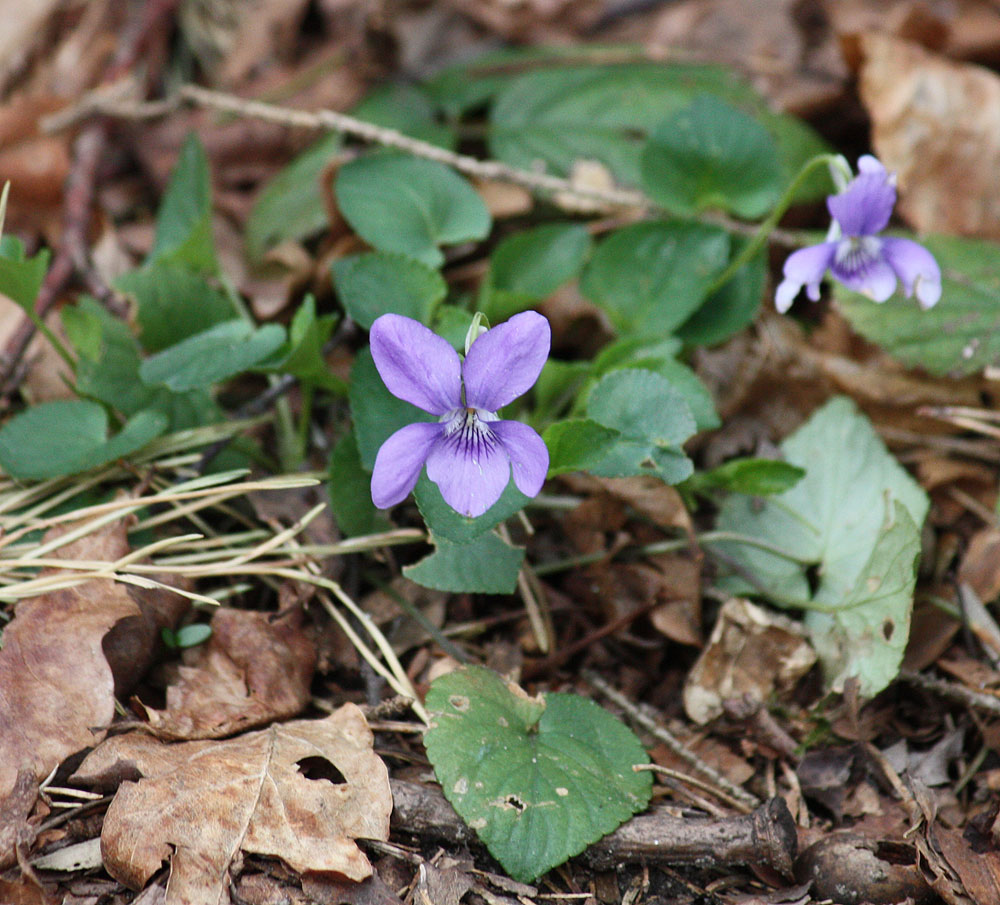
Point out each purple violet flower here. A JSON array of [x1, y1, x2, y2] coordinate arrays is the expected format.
[[775, 155, 941, 313], [369, 311, 550, 518]]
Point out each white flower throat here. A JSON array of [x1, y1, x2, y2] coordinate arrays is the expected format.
[[834, 235, 882, 277], [440, 406, 499, 448]]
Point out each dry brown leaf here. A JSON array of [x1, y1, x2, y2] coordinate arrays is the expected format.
[[683, 598, 816, 725], [648, 554, 703, 648], [859, 32, 1000, 239], [0, 519, 186, 802], [73, 707, 391, 905], [217, 0, 312, 87], [958, 529, 1000, 605], [136, 607, 317, 740], [0, 876, 49, 905], [936, 827, 1000, 905], [0, 768, 37, 871], [645, 0, 848, 114], [0, 0, 64, 95], [441, 0, 602, 41]]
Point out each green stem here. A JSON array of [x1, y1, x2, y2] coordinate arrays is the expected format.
[[33, 316, 77, 374], [294, 383, 314, 467], [706, 153, 842, 295]]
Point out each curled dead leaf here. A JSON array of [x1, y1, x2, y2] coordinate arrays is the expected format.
[[72, 707, 391, 905], [136, 607, 316, 740], [683, 598, 816, 725], [0, 520, 187, 802]]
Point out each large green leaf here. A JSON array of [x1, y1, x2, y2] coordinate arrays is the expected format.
[[424, 665, 652, 882], [348, 347, 434, 471], [585, 369, 696, 484], [835, 234, 1000, 376], [246, 132, 342, 262], [335, 153, 491, 267], [543, 419, 620, 476], [487, 63, 827, 194], [148, 133, 217, 273], [70, 297, 221, 430], [139, 320, 286, 392], [332, 251, 445, 329], [715, 396, 929, 694], [328, 430, 384, 537], [641, 95, 782, 218], [258, 296, 342, 392], [580, 221, 729, 334], [404, 530, 524, 594], [414, 476, 530, 544], [351, 83, 455, 149], [482, 223, 591, 321], [675, 240, 765, 347], [587, 337, 719, 432], [0, 400, 167, 481], [809, 501, 921, 696], [425, 45, 617, 117], [115, 262, 234, 352]]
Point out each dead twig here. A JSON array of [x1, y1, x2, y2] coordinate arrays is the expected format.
[[898, 669, 1000, 718], [389, 779, 797, 879], [44, 83, 807, 247]]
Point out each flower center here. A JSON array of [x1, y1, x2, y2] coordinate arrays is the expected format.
[[834, 235, 882, 278], [440, 406, 500, 458]]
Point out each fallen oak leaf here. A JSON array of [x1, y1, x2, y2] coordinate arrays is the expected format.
[[72, 707, 391, 905], [135, 607, 317, 740], [0, 519, 187, 803]]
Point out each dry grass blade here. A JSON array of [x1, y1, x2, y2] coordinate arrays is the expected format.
[[0, 441, 428, 725]]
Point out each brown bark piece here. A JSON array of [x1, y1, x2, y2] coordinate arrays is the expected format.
[[859, 32, 1000, 240], [72, 707, 391, 905], [389, 779, 797, 879], [137, 607, 316, 739], [0, 521, 141, 800]]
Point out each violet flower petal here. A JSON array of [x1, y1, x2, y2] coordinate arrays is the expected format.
[[425, 426, 511, 518], [856, 155, 887, 176], [370, 314, 462, 415], [492, 420, 549, 498], [371, 421, 442, 510], [462, 311, 551, 412], [774, 242, 837, 312], [827, 170, 896, 236], [881, 237, 942, 308]]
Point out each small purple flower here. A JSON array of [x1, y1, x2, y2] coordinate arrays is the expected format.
[[775, 155, 941, 313], [369, 312, 550, 518]]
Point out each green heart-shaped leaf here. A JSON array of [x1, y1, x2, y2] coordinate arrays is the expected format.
[[424, 665, 652, 882]]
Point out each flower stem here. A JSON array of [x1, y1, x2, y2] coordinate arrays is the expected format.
[[706, 153, 842, 296]]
